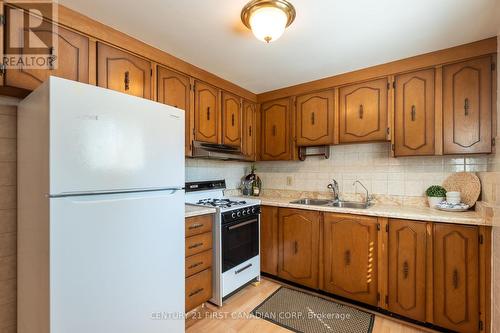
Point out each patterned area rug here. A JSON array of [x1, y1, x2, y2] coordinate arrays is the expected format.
[[252, 287, 374, 333]]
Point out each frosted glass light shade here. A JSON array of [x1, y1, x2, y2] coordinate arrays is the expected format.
[[249, 6, 288, 43]]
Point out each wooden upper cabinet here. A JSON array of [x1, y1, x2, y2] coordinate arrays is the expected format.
[[339, 78, 389, 143], [394, 69, 435, 156], [194, 81, 219, 144], [4, 8, 89, 91], [388, 219, 427, 322], [261, 98, 292, 161], [242, 101, 257, 160], [296, 90, 335, 146], [260, 206, 279, 276], [221, 92, 242, 147], [278, 208, 320, 289], [433, 224, 479, 333], [97, 42, 151, 99], [443, 56, 492, 154], [156, 66, 191, 155], [323, 213, 378, 306]]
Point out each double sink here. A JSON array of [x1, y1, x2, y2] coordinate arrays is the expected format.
[[290, 198, 372, 209]]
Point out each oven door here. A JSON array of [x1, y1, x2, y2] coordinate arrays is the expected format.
[[221, 215, 259, 273]]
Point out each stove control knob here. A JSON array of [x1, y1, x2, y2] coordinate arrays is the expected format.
[[247, 208, 251, 214], [231, 212, 236, 218], [242, 210, 246, 216], [251, 207, 256, 214], [237, 211, 241, 217]]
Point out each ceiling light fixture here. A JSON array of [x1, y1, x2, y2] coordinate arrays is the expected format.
[[241, 0, 296, 43]]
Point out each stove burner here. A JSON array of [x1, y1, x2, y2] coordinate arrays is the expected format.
[[196, 198, 247, 208]]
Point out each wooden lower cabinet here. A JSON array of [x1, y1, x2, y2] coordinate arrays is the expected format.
[[260, 206, 279, 275], [323, 213, 379, 306], [278, 208, 320, 289], [387, 219, 427, 322], [185, 214, 213, 312], [433, 224, 479, 333]]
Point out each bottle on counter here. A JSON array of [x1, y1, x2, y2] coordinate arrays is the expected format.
[[242, 164, 262, 196]]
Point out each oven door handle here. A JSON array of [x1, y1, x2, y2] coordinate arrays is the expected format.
[[227, 219, 258, 230]]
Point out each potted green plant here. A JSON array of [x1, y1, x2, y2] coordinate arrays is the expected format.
[[425, 185, 446, 208]]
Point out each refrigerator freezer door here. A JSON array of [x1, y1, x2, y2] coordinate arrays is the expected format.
[[49, 77, 184, 195], [50, 190, 184, 333]]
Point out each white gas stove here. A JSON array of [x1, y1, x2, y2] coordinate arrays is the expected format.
[[185, 180, 261, 306]]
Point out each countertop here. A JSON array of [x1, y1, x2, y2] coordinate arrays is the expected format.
[[238, 196, 489, 226], [185, 204, 216, 218]]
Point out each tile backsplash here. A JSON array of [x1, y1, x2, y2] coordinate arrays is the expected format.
[[186, 142, 493, 197]]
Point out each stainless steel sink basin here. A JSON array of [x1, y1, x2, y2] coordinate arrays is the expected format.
[[330, 201, 373, 209], [289, 198, 332, 206], [290, 198, 372, 209]]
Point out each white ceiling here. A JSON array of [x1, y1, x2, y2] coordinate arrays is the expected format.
[[59, 0, 499, 94]]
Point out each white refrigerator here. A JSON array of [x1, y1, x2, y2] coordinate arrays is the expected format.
[[17, 77, 185, 333]]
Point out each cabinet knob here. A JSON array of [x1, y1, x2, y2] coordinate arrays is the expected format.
[[207, 107, 211, 120], [249, 125, 252, 137], [464, 98, 469, 116], [359, 104, 364, 119], [272, 125, 277, 136], [231, 113, 235, 126], [311, 112, 315, 125], [403, 260, 409, 279], [124, 71, 130, 91], [411, 105, 416, 121], [452, 268, 459, 289], [294, 241, 298, 254], [344, 249, 351, 266]]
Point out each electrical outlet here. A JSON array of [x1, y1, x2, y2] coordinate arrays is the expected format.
[[286, 176, 293, 186]]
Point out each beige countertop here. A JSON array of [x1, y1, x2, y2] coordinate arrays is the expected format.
[[185, 204, 216, 218], [241, 196, 489, 226]]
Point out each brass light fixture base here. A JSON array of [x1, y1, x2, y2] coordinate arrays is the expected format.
[[241, 0, 296, 29]]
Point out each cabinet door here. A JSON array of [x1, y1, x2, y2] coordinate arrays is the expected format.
[[339, 78, 388, 143], [323, 213, 378, 305], [260, 206, 278, 275], [242, 101, 257, 160], [433, 224, 479, 333], [443, 57, 492, 154], [261, 98, 291, 160], [156, 66, 191, 155], [388, 219, 427, 321], [394, 69, 435, 156], [97, 42, 151, 99], [4, 9, 89, 91], [296, 90, 334, 146], [278, 208, 320, 289], [222, 92, 242, 147], [194, 81, 219, 144]]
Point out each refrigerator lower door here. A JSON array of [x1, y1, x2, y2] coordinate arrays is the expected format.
[[50, 189, 184, 333]]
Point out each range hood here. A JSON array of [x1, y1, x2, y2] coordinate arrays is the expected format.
[[191, 141, 245, 160]]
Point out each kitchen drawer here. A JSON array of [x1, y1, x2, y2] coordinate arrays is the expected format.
[[186, 250, 212, 278], [185, 232, 212, 257], [185, 268, 212, 312], [185, 215, 213, 237]]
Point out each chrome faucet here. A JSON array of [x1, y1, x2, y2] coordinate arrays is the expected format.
[[327, 179, 340, 202], [353, 180, 372, 205]]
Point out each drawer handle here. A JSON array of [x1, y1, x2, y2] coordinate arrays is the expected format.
[[189, 288, 204, 297], [124, 71, 130, 91], [403, 260, 409, 279], [411, 105, 416, 121], [188, 242, 204, 249], [235, 263, 252, 274], [359, 104, 364, 119], [464, 98, 469, 116], [188, 223, 204, 230], [188, 261, 203, 269], [452, 268, 459, 289]]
